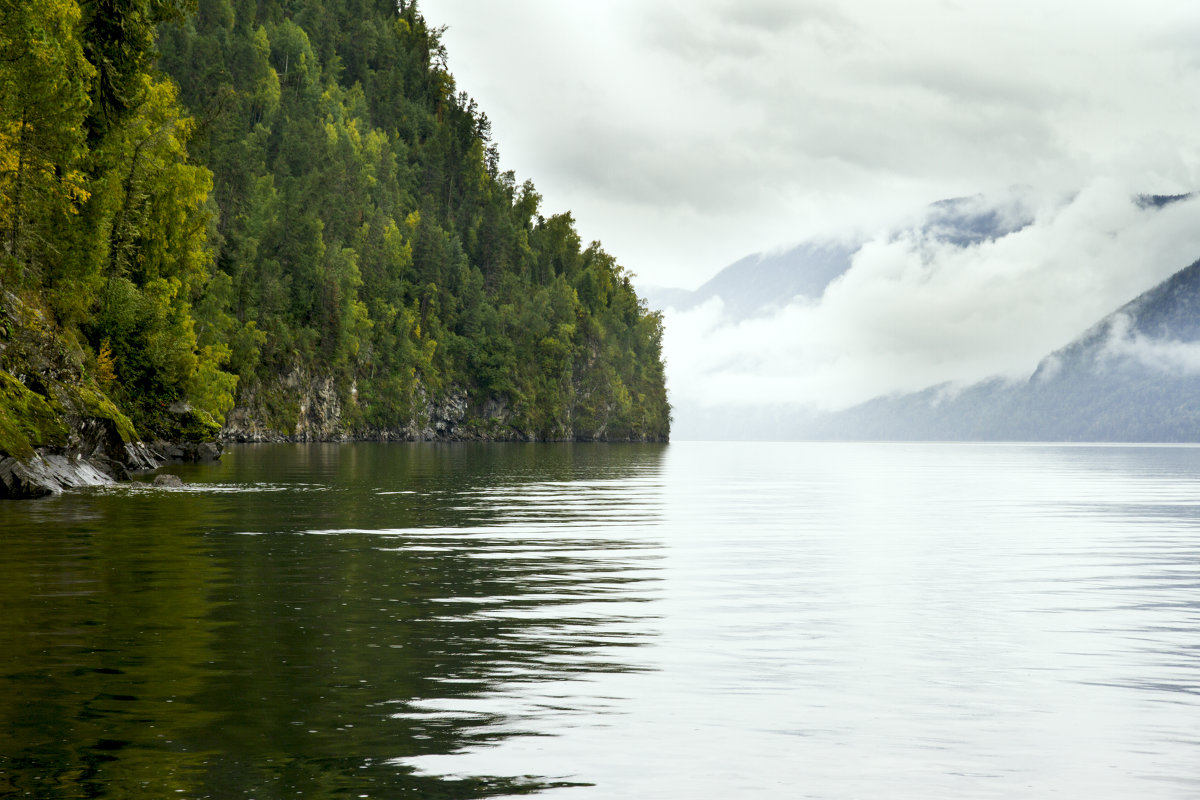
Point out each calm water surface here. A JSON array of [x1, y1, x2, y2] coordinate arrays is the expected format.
[[2, 441, 1200, 798]]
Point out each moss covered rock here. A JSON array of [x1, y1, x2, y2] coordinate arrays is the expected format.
[[0, 370, 70, 460]]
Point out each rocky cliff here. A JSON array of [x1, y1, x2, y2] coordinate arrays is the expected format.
[[220, 367, 663, 444], [0, 291, 216, 498]]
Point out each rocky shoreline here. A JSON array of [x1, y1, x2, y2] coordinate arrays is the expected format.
[[221, 376, 669, 446], [1, 265, 669, 498], [0, 439, 220, 499], [0, 338, 662, 499], [0, 289, 229, 499], [0, 423, 666, 499]]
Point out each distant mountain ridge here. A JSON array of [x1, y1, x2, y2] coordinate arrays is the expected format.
[[800, 256, 1200, 442], [658, 188, 1200, 442], [643, 193, 1037, 318], [642, 242, 857, 318]]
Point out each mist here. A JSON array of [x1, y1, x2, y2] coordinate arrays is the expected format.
[[660, 182, 1200, 433], [1101, 313, 1200, 374]]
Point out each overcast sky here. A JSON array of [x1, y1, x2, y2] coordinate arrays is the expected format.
[[423, 0, 1200, 434], [425, 0, 1200, 290]]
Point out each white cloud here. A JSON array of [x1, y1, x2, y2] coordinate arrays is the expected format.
[[1101, 313, 1200, 373], [422, 0, 1200, 436], [428, 0, 1200, 288], [662, 186, 1200, 415]]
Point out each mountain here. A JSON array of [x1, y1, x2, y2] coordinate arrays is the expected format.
[[644, 192, 1035, 319], [802, 256, 1200, 442], [642, 242, 857, 319], [157, 0, 670, 443]]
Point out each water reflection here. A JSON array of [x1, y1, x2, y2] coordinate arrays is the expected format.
[[7, 441, 1200, 797], [0, 493, 225, 798], [622, 442, 1200, 799], [0, 443, 666, 798]]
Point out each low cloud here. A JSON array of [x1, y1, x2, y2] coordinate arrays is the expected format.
[[1101, 313, 1200, 374], [662, 183, 1200, 418]]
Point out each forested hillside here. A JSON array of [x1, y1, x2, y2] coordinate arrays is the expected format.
[[1, 0, 669, 464]]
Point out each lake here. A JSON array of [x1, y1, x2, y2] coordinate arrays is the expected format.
[[2, 441, 1199, 798]]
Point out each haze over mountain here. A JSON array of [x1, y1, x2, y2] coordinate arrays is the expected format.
[[650, 185, 1200, 440], [804, 254, 1200, 441], [641, 242, 856, 321], [641, 191, 1039, 321]]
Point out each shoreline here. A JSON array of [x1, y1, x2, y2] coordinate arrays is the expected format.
[[0, 433, 669, 499]]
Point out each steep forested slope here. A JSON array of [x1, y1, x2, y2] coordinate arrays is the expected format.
[[0, 0, 669, 479], [1, 0, 228, 495], [155, 0, 669, 441]]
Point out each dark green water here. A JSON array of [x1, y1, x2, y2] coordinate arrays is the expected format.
[[0, 443, 667, 798]]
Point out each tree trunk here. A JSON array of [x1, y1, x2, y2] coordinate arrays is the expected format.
[[8, 108, 27, 259]]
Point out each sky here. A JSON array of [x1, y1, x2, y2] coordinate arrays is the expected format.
[[424, 0, 1200, 291], [422, 0, 1200, 432]]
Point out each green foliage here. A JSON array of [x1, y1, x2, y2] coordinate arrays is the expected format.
[[79, 0, 194, 137], [155, 0, 670, 440], [1, 0, 236, 440], [0, 0, 94, 276], [0, 370, 70, 458], [1, 0, 669, 447]]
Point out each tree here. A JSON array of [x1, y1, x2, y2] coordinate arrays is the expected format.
[[0, 0, 94, 276], [79, 0, 192, 138]]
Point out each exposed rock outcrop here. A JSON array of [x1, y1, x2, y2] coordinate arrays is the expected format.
[[219, 352, 669, 443], [0, 453, 113, 499], [222, 367, 487, 443], [0, 292, 220, 499], [222, 365, 346, 442], [0, 383, 189, 498]]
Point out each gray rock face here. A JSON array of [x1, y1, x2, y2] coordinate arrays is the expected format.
[[0, 439, 218, 499], [293, 374, 344, 441], [222, 365, 346, 442], [71, 416, 161, 480], [222, 370, 479, 443], [0, 453, 113, 498], [149, 440, 221, 462], [218, 361, 653, 443]]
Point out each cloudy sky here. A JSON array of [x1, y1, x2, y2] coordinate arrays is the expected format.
[[423, 0, 1200, 433], [425, 0, 1200, 290]]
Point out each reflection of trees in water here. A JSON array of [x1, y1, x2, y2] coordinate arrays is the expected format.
[[0, 443, 667, 798], [0, 494, 226, 798]]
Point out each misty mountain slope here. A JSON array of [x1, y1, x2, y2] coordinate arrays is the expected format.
[[809, 257, 1200, 442], [920, 194, 1035, 246], [642, 242, 856, 318], [645, 192, 1034, 320]]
